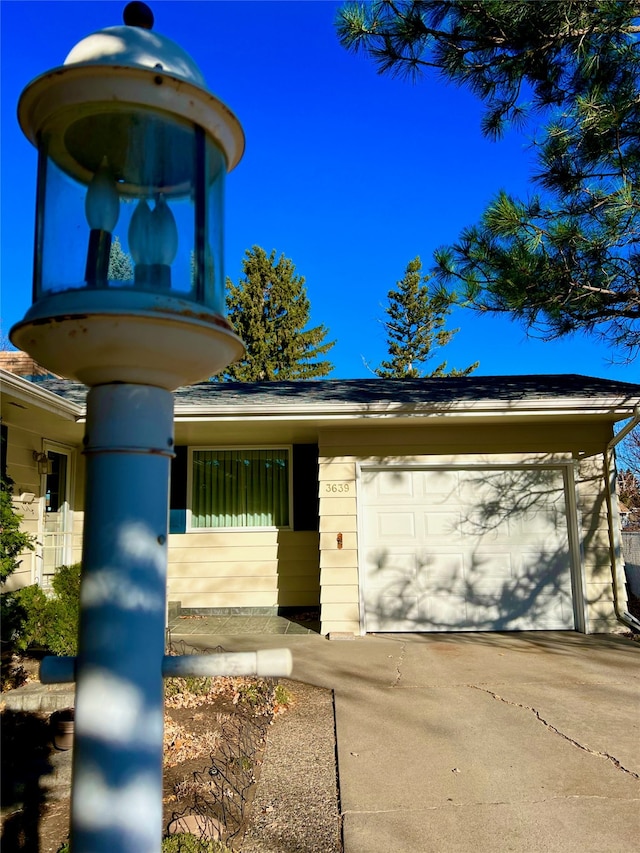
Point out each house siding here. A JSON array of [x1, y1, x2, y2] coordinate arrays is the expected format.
[[3, 422, 44, 589], [2, 420, 83, 590], [167, 529, 320, 610], [318, 422, 619, 635], [576, 453, 624, 632], [318, 458, 358, 633]]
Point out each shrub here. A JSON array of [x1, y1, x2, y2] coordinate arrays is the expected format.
[[1, 584, 49, 651], [45, 562, 81, 656], [0, 477, 35, 582], [0, 564, 81, 656]]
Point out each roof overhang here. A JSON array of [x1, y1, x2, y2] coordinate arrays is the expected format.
[[1, 370, 83, 421], [3, 370, 639, 430]]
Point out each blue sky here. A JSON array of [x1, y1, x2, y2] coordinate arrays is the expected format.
[[1, 0, 638, 382]]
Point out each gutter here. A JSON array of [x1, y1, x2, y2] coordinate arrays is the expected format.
[[604, 406, 640, 632], [0, 369, 84, 420], [173, 397, 638, 422]]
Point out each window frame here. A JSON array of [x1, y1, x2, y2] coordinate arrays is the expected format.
[[186, 445, 293, 532]]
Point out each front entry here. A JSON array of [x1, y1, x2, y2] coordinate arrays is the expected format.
[[40, 444, 74, 587]]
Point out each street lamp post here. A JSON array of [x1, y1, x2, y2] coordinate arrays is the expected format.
[[10, 4, 291, 851]]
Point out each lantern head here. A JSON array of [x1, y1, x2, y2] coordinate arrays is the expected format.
[[10, 2, 245, 389]]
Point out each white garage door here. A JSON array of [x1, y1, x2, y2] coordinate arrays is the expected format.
[[361, 467, 575, 632]]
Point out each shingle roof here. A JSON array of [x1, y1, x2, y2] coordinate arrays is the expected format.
[[31, 374, 640, 412]]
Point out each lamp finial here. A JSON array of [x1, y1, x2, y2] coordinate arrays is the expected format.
[[123, 2, 154, 30]]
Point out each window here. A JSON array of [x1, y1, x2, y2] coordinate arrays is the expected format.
[[190, 448, 290, 529]]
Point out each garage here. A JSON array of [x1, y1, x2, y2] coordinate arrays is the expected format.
[[360, 466, 577, 632]]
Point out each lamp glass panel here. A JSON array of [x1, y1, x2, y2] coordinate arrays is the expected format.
[[34, 107, 227, 312], [205, 143, 226, 315]]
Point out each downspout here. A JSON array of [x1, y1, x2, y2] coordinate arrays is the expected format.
[[604, 406, 640, 632]]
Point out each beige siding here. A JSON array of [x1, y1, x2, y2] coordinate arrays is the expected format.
[[3, 421, 83, 590], [3, 423, 43, 589], [72, 510, 84, 566], [167, 529, 319, 610], [317, 459, 359, 633], [320, 567, 359, 587], [319, 422, 611, 458], [5, 426, 42, 500], [577, 453, 620, 631]]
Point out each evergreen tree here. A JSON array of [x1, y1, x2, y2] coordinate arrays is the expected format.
[[376, 257, 478, 378], [220, 247, 335, 381], [337, 2, 640, 359], [107, 235, 133, 282]]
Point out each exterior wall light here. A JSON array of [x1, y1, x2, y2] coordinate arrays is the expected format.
[[33, 450, 53, 475]]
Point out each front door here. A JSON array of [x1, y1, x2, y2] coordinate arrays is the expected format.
[[40, 444, 74, 587]]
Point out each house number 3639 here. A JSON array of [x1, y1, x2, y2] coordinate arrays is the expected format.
[[325, 482, 350, 493]]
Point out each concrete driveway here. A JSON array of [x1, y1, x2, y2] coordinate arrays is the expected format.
[[191, 629, 639, 853]]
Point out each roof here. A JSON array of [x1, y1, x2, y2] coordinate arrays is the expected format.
[[0, 351, 61, 380], [26, 374, 640, 421]]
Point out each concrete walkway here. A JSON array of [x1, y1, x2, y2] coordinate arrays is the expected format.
[[171, 628, 640, 853]]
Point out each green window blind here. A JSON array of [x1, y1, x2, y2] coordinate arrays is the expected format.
[[191, 448, 289, 528]]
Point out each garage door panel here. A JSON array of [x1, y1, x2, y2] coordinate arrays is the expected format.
[[424, 511, 462, 537], [422, 594, 470, 629], [467, 551, 514, 582], [427, 553, 465, 585], [376, 511, 416, 538], [362, 466, 575, 632], [460, 513, 511, 541], [365, 551, 466, 593], [373, 470, 415, 497], [365, 549, 417, 579], [508, 508, 566, 536], [518, 550, 572, 584], [363, 583, 422, 630], [419, 470, 459, 500]]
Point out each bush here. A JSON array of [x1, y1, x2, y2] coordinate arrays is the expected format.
[[45, 562, 81, 656], [0, 564, 81, 656], [1, 584, 49, 651], [0, 477, 35, 582]]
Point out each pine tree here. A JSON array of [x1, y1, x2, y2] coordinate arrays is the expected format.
[[220, 247, 335, 381], [337, 2, 640, 359], [107, 235, 133, 282], [376, 257, 478, 379]]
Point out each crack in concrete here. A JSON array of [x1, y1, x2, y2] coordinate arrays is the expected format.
[[470, 685, 640, 780], [341, 794, 640, 816], [392, 642, 407, 687]]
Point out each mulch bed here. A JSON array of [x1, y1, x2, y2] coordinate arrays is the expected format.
[[1, 652, 342, 853], [1, 671, 283, 852]]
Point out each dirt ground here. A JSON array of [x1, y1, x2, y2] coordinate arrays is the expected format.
[[1, 671, 341, 853]]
